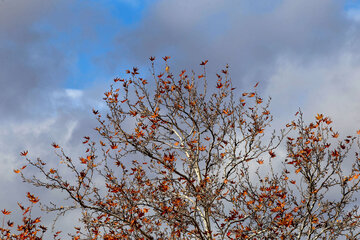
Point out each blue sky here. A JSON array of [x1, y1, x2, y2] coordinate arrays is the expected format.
[[345, 0, 360, 9], [62, 0, 150, 88], [1, 0, 360, 237]]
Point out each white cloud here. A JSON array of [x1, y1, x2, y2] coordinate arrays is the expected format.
[[266, 45, 360, 134], [65, 88, 83, 99]]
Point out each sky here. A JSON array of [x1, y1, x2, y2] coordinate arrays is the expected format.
[[1, 0, 360, 237]]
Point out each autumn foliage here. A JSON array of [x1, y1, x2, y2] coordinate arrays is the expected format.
[[5, 57, 360, 239], [0, 193, 55, 240]]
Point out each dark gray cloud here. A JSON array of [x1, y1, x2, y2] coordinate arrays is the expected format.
[[109, 0, 353, 84], [0, 0, 70, 120]]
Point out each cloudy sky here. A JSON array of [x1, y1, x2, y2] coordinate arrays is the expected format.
[[1, 0, 360, 236]]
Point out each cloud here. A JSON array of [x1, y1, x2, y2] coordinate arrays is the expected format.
[[0, 87, 101, 238], [108, 0, 351, 82], [0, 0, 125, 120], [0, 0, 71, 120], [266, 43, 360, 132], [0, 1, 116, 236], [2, 0, 360, 237]]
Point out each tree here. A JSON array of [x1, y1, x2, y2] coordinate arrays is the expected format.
[[0, 192, 50, 240], [4, 57, 360, 239]]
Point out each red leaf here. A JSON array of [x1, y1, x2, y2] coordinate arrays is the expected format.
[[52, 143, 60, 149], [162, 56, 170, 61], [216, 82, 223, 89], [269, 150, 276, 158], [200, 60, 208, 66], [20, 150, 28, 156]]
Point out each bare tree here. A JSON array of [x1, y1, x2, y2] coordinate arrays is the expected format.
[[3, 57, 360, 239]]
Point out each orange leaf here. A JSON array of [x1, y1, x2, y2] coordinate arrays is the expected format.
[[27, 192, 39, 204], [325, 118, 332, 124], [129, 110, 137, 116], [184, 83, 194, 90], [315, 114, 323, 120], [80, 158, 87, 164], [247, 200, 254, 205], [104, 91, 112, 97], [199, 146, 206, 151], [1, 209, 11, 215], [257, 159, 264, 164], [179, 70, 186, 77], [312, 217, 319, 224]]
